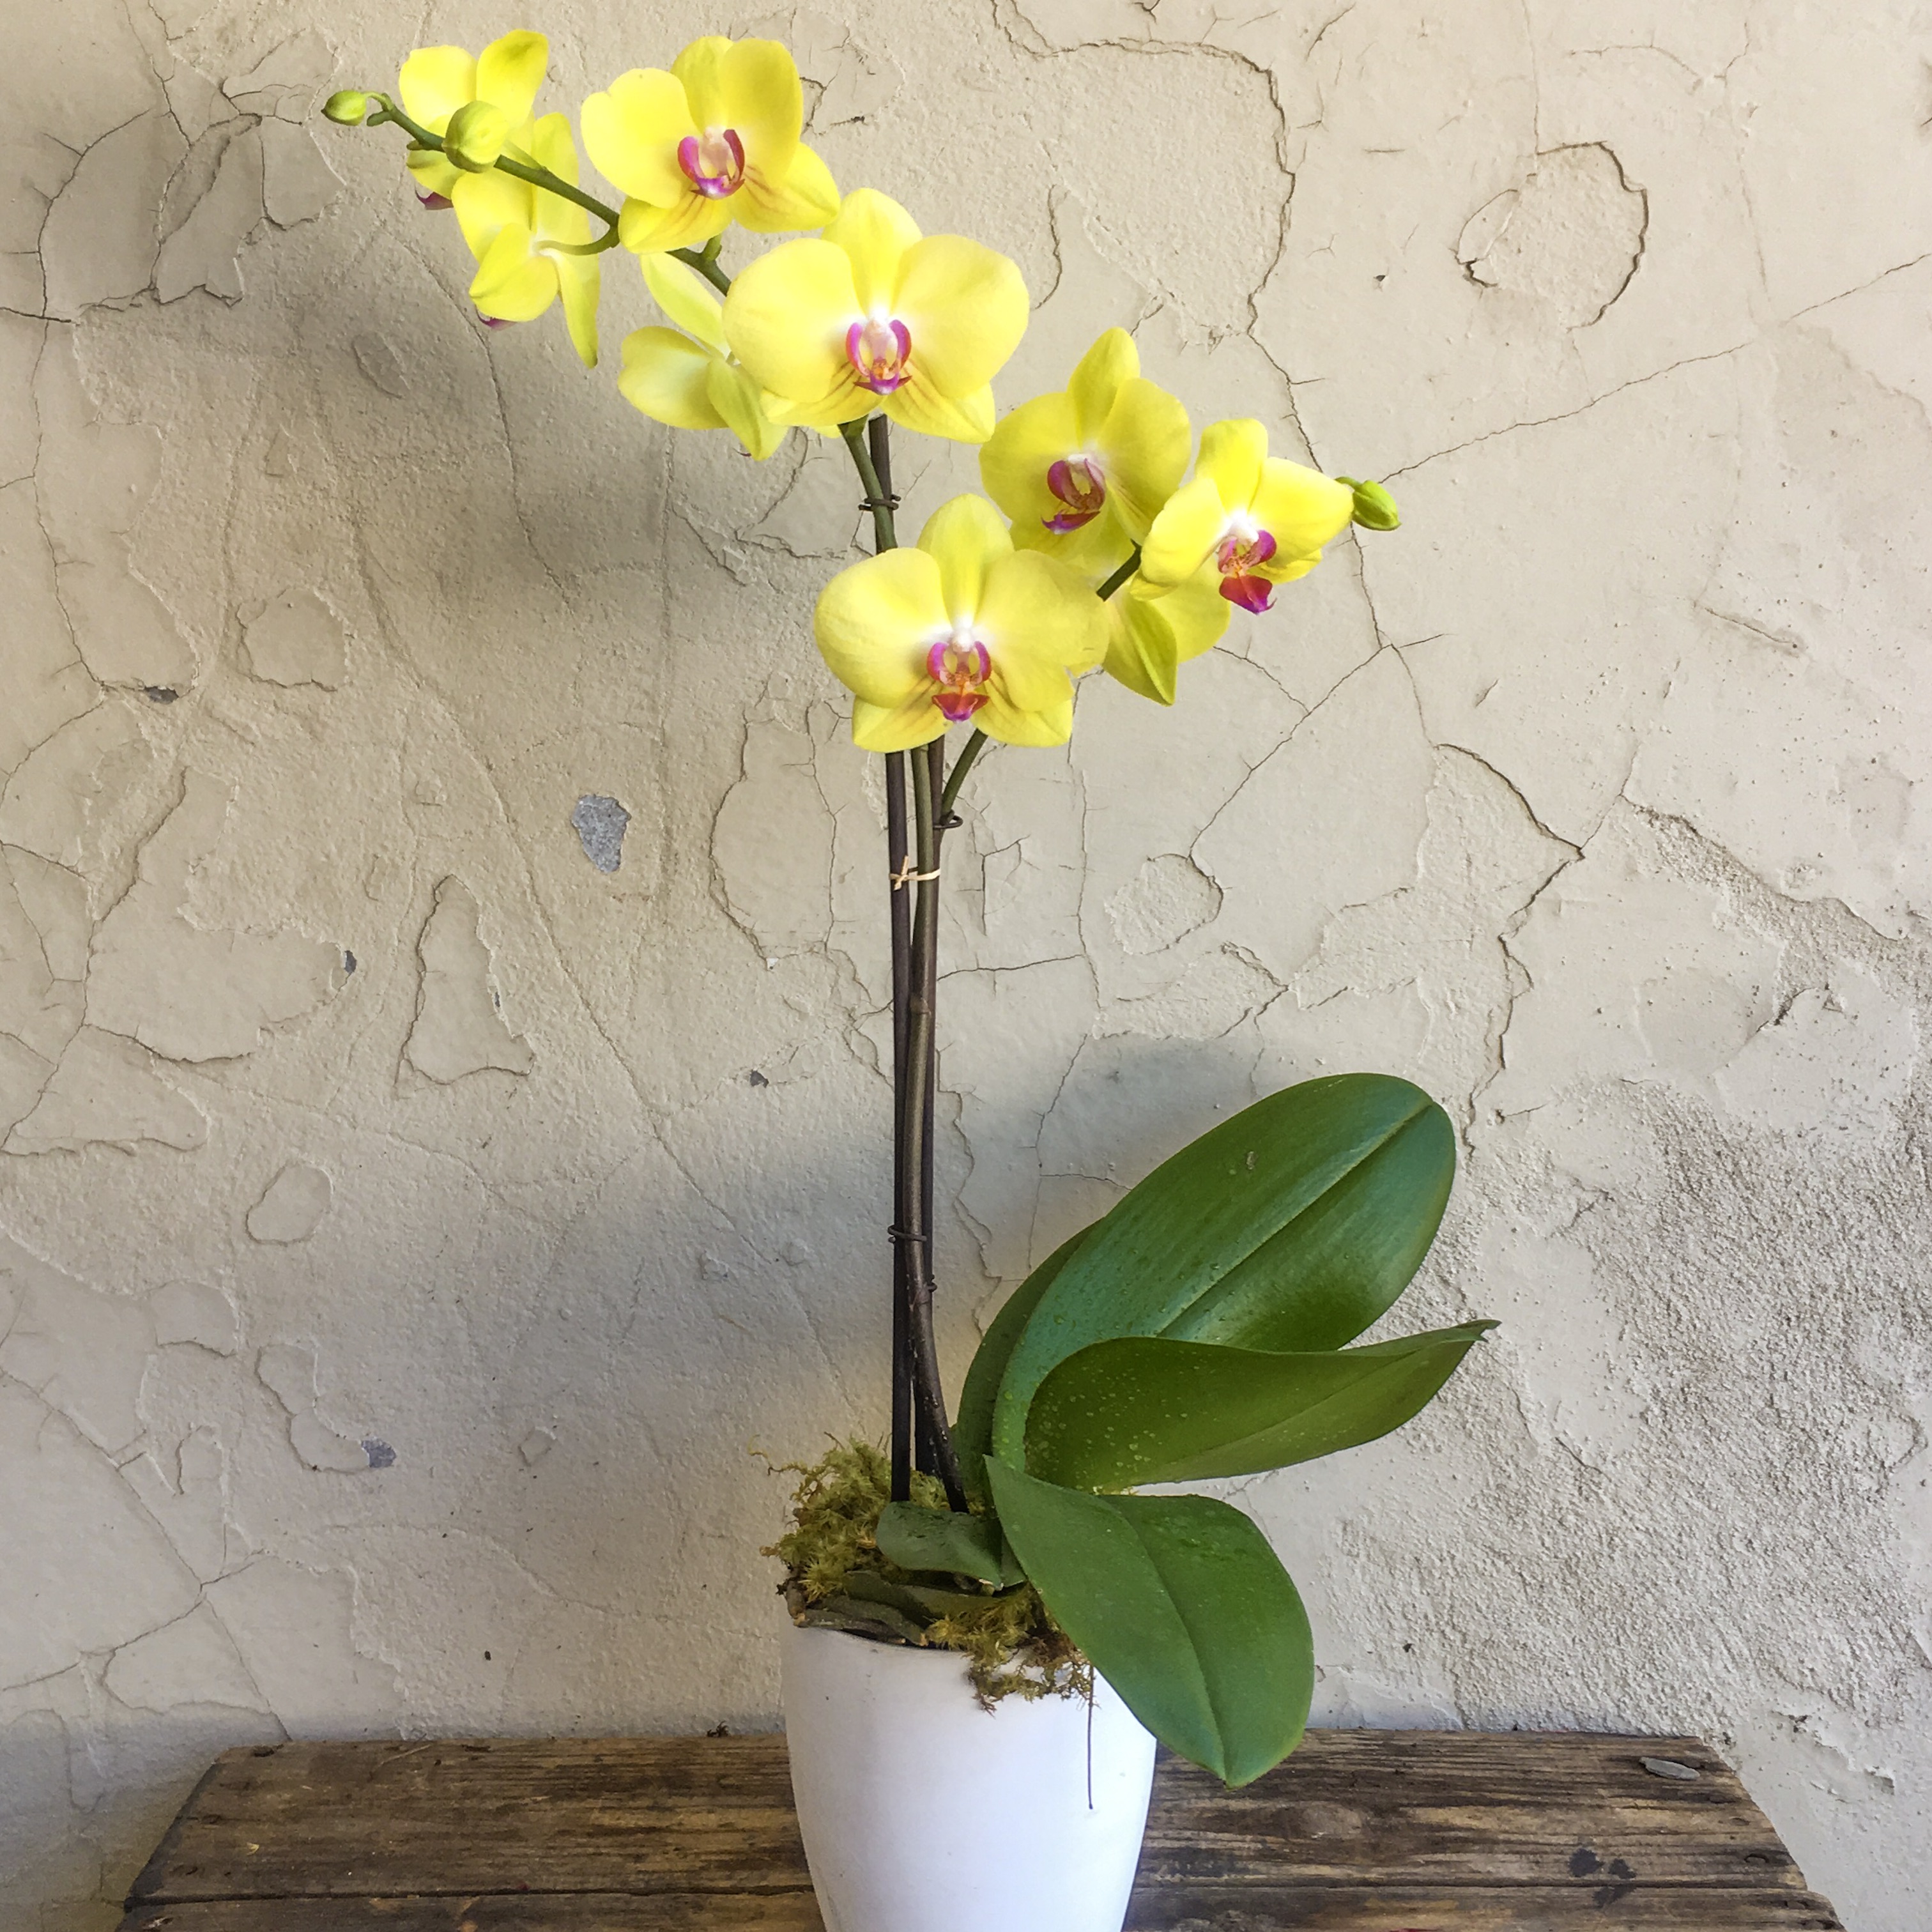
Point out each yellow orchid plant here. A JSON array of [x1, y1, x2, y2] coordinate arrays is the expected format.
[[325, 31, 1489, 1795]]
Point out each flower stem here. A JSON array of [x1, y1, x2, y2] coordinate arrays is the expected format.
[[670, 244, 733, 295], [937, 730, 988, 822], [835, 414, 970, 1511], [1096, 547, 1142, 600]]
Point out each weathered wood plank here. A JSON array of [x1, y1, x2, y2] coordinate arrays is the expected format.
[[125, 1732, 1801, 1908], [1142, 1733, 1802, 1890], [116, 1885, 1846, 1932]]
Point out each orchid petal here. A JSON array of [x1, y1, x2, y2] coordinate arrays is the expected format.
[[399, 45, 477, 130], [451, 167, 532, 262], [884, 374, 995, 443], [723, 236, 861, 404], [893, 234, 1028, 397], [979, 390, 1081, 532], [555, 252, 600, 367], [669, 36, 732, 127], [1066, 327, 1137, 439], [976, 550, 1107, 705], [815, 548, 951, 707], [1196, 418, 1269, 514], [617, 192, 730, 254], [706, 359, 787, 458], [582, 68, 696, 208], [917, 494, 1013, 626], [469, 224, 558, 322], [718, 37, 804, 173], [618, 327, 724, 428], [852, 693, 948, 753], [738, 138, 842, 233], [824, 188, 922, 311], [1137, 474, 1229, 595], [1094, 375, 1192, 540], [477, 30, 548, 122], [643, 252, 728, 351], [1249, 458, 1356, 564]]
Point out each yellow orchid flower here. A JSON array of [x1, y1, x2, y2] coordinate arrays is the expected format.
[[723, 190, 1029, 444], [450, 114, 599, 367], [399, 29, 548, 205], [815, 496, 1105, 751], [1136, 420, 1356, 613], [619, 255, 785, 459], [981, 328, 1190, 570], [581, 36, 839, 255]]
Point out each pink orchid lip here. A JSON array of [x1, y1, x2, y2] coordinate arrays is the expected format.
[[677, 127, 747, 198], [847, 318, 912, 395], [477, 313, 513, 329], [1043, 455, 1106, 533], [1215, 528, 1277, 610], [928, 638, 992, 722], [417, 191, 454, 210]]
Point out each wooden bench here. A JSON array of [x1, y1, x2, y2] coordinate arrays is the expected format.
[[119, 1730, 1843, 1929]]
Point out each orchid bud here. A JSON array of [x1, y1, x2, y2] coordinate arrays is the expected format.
[[323, 90, 371, 125], [1337, 477, 1400, 531], [445, 99, 514, 172]]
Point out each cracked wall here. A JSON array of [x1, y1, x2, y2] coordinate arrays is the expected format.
[[1, 1, 1929, 1926]]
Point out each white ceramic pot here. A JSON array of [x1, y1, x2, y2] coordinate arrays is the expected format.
[[781, 1620, 1156, 1932]]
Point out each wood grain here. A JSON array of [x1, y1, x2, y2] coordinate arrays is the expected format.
[[118, 1731, 1839, 1932], [114, 1887, 1846, 1932]]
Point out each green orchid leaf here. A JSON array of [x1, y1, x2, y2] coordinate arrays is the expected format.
[[986, 1459, 1312, 1786], [992, 1075, 1454, 1466], [1024, 1320, 1497, 1491], [955, 1221, 1097, 1496], [875, 1501, 1024, 1587], [793, 1591, 930, 1646]]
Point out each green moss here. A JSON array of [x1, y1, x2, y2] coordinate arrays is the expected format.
[[765, 1439, 1091, 1707]]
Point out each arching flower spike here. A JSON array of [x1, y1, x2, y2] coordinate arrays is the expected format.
[[620, 254, 785, 458], [723, 190, 1029, 444], [451, 114, 600, 367], [581, 36, 840, 255], [399, 29, 548, 206], [1135, 420, 1356, 613], [815, 496, 1105, 751], [981, 328, 1190, 571]]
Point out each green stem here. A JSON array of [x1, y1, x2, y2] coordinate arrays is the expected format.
[[1096, 547, 1142, 600], [366, 96, 624, 236], [671, 246, 733, 295], [839, 417, 898, 554], [937, 731, 988, 822]]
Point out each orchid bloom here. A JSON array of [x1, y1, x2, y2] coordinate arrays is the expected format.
[[1136, 420, 1356, 613], [451, 114, 600, 367], [981, 328, 1190, 572], [581, 36, 839, 254], [723, 190, 1029, 444], [815, 496, 1105, 750], [399, 30, 548, 206], [620, 254, 785, 458]]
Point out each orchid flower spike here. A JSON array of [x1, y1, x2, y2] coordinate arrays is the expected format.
[[399, 30, 549, 207], [1136, 420, 1356, 613], [581, 36, 840, 254], [724, 190, 1029, 444], [620, 254, 785, 458], [815, 496, 1105, 751], [981, 328, 1191, 571], [451, 114, 600, 367]]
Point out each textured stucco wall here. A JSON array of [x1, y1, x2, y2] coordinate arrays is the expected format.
[[3, 1, 1929, 1925]]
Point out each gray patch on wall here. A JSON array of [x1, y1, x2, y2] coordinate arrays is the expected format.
[[572, 795, 631, 873]]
